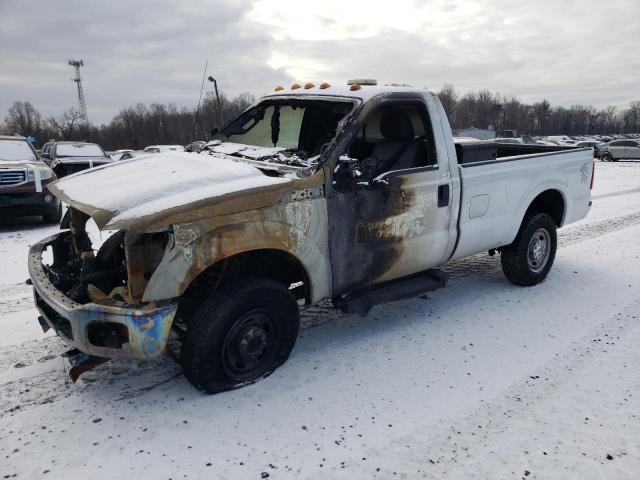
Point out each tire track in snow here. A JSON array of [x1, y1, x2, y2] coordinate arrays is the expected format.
[[592, 186, 640, 200], [394, 298, 640, 479], [0, 304, 344, 416]]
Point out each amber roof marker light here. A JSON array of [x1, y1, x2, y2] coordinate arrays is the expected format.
[[291, 83, 302, 90], [304, 82, 315, 89], [319, 82, 331, 89], [350, 84, 361, 91], [274, 85, 285, 91]]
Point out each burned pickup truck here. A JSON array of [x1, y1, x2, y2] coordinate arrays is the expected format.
[[28, 80, 594, 393]]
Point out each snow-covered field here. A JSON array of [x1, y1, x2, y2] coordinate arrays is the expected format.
[[1, 160, 639, 480]]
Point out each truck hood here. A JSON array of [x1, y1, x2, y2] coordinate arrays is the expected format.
[[49, 152, 292, 230]]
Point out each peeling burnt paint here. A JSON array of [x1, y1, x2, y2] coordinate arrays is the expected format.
[[327, 179, 407, 295], [142, 168, 332, 304], [28, 232, 178, 361], [325, 91, 454, 295]]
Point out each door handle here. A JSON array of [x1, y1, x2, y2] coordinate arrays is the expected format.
[[437, 184, 450, 207]]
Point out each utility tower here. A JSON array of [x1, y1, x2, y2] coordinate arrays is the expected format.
[[68, 59, 88, 122]]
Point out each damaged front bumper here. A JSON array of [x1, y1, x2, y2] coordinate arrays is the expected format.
[[28, 231, 178, 361]]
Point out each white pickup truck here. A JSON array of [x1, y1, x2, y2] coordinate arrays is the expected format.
[[28, 80, 594, 393]]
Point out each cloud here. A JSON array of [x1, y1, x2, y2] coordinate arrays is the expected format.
[[250, 0, 640, 108], [1, 0, 638, 124], [0, 0, 292, 123]]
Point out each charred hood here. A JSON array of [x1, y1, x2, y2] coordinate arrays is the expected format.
[[49, 152, 292, 230]]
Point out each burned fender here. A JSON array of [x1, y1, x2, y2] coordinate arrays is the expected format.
[[142, 198, 332, 304]]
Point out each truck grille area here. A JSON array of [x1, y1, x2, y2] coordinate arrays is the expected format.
[[0, 169, 26, 186], [34, 290, 73, 339]]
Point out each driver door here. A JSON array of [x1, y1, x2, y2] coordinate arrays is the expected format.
[[327, 98, 454, 296]]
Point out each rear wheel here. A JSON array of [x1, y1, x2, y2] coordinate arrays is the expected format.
[[501, 213, 557, 286], [180, 278, 300, 394]]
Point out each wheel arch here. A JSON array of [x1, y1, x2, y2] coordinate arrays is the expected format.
[[181, 247, 313, 304], [523, 188, 566, 227], [143, 217, 327, 302]]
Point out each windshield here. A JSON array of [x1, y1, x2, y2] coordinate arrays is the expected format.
[[0, 139, 37, 161], [220, 99, 355, 157], [56, 143, 106, 157]]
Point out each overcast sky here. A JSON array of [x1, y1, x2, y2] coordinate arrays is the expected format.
[[1, 0, 638, 124]]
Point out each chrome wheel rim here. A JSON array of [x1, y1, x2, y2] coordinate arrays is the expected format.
[[527, 228, 551, 273]]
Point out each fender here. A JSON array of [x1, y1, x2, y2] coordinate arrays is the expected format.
[[142, 200, 332, 304], [506, 182, 568, 245]]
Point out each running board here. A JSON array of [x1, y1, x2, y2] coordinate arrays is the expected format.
[[334, 269, 448, 316]]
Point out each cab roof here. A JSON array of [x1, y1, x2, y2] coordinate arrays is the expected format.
[[261, 83, 430, 102]]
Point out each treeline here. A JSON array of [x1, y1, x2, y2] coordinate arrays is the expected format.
[[437, 84, 640, 136], [3, 87, 640, 149], [1, 91, 255, 150]]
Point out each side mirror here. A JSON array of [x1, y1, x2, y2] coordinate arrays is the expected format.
[[333, 155, 362, 190], [337, 155, 361, 177]]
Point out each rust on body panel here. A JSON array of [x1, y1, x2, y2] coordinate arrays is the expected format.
[[141, 169, 333, 304]]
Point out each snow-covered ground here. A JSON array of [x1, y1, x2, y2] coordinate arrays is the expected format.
[[1, 160, 639, 479]]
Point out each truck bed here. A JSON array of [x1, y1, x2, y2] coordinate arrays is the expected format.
[[449, 144, 593, 260], [455, 141, 578, 165]]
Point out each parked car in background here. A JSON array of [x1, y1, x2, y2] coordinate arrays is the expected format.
[[545, 135, 576, 146], [41, 141, 113, 178], [601, 139, 640, 161], [494, 137, 525, 144], [0, 135, 61, 223], [576, 141, 600, 148], [536, 139, 560, 146], [109, 149, 134, 161], [185, 141, 206, 152], [118, 150, 149, 160], [594, 142, 609, 159], [143, 145, 184, 153]]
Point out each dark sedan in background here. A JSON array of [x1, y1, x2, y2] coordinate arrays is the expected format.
[[0, 135, 62, 223], [41, 141, 113, 177]]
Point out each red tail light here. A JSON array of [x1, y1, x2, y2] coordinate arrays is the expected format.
[[590, 161, 595, 190]]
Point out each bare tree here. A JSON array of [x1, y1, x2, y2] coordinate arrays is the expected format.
[[46, 107, 84, 140], [5, 101, 41, 135], [437, 84, 458, 127], [5, 90, 639, 151]]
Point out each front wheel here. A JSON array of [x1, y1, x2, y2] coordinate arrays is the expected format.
[[180, 278, 300, 394], [500, 213, 557, 286], [601, 153, 611, 162]]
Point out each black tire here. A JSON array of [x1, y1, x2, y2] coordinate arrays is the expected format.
[[181, 278, 300, 394], [42, 202, 62, 224], [501, 213, 557, 286], [601, 153, 611, 162], [96, 230, 126, 270]]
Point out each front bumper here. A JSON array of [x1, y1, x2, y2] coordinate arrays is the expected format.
[[28, 232, 178, 360], [0, 185, 59, 216]]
